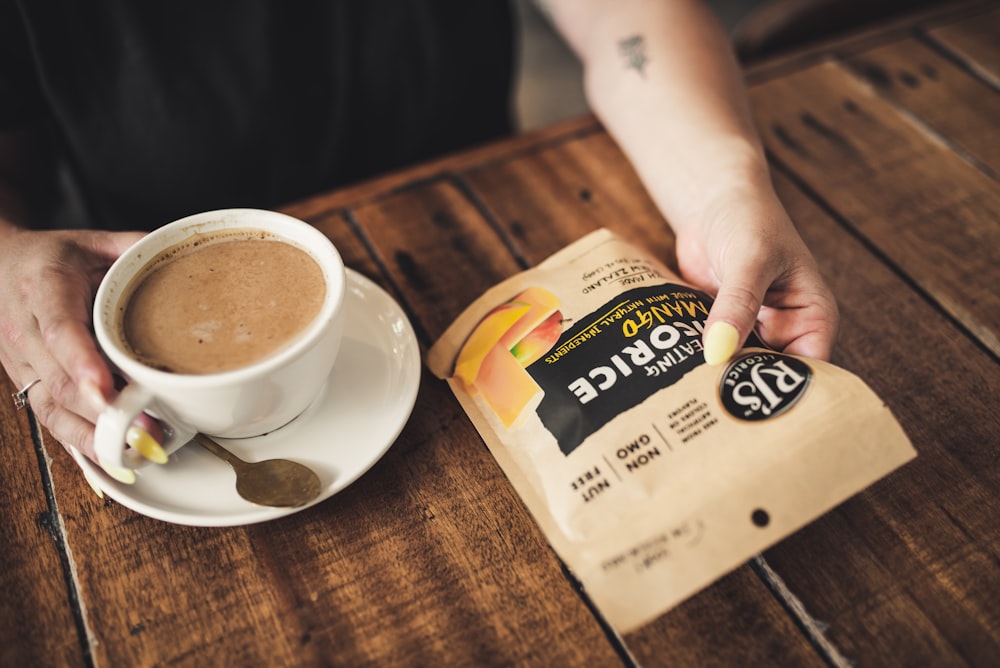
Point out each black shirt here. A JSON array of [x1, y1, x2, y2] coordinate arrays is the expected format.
[[1, 1, 514, 230]]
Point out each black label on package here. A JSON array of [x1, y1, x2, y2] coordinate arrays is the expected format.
[[719, 352, 811, 421], [528, 285, 712, 455]]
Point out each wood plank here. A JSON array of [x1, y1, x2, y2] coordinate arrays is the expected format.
[[743, 1, 992, 85], [299, 207, 387, 289], [843, 37, 1000, 174], [622, 566, 825, 666], [927, 6, 1000, 88], [347, 178, 527, 341], [758, 171, 1000, 666], [0, 377, 84, 667], [749, 60, 1000, 356], [459, 134, 826, 666], [281, 116, 601, 221], [462, 131, 676, 269]]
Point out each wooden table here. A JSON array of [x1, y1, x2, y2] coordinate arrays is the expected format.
[[3, 2, 998, 665]]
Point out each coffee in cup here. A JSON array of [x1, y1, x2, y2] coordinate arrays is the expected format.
[[93, 209, 346, 481], [119, 230, 326, 375]]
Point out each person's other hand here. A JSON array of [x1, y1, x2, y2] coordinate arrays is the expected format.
[[673, 188, 839, 365], [0, 228, 145, 460]]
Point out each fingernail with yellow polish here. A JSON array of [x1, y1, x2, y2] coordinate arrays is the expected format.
[[69, 447, 105, 499], [97, 458, 137, 485], [704, 322, 740, 366], [127, 426, 168, 464]]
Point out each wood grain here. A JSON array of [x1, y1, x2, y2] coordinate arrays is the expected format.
[[927, 5, 1000, 88], [462, 131, 676, 269], [843, 37, 1000, 175], [348, 178, 527, 342], [760, 171, 1000, 666], [750, 60, 1000, 356], [281, 116, 600, 223], [745, 20, 1000, 660], [624, 566, 826, 667], [744, 1, 993, 85], [0, 380, 84, 667]]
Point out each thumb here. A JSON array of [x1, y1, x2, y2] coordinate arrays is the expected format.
[[702, 268, 770, 366]]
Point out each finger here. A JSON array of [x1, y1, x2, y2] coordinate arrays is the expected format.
[[67, 446, 106, 499], [30, 367, 167, 465], [759, 298, 840, 361], [29, 230, 143, 375], [702, 263, 772, 366], [70, 232, 145, 391], [0, 310, 44, 386], [3, 312, 105, 435], [753, 261, 840, 361], [23, 354, 83, 420], [32, 383, 139, 485], [25, 382, 98, 460], [1, 334, 86, 452], [34, 278, 115, 405], [10, 371, 43, 410], [783, 328, 837, 361]]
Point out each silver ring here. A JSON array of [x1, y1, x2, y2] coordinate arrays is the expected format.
[[12, 378, 42, 411]]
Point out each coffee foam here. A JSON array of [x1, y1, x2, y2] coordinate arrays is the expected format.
[[116, 228, 326, 375]]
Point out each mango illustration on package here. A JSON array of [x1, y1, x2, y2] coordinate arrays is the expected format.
[[451, 287, 564, 427]]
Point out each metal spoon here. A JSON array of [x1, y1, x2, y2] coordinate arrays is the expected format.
[[192, 433, 322, 508]]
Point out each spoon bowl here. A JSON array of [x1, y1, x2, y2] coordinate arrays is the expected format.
[[192, 433, 322, 508]]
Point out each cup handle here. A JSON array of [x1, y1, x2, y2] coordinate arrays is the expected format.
[[94, 384, 194, 482]]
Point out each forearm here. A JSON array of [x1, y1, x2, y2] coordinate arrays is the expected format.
[[546, 0, 773, 230]]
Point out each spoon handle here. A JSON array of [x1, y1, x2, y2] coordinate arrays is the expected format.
[[192, 433, 246, 471]]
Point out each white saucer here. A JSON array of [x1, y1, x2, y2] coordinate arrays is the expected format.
[[78, 269, 421, 526]]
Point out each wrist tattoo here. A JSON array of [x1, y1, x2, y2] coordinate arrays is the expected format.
[[618, 34, 648, 77]]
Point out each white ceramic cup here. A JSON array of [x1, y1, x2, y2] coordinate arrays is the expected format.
[[92, 208, 346, 478]]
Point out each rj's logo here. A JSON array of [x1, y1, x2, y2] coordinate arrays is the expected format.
[[719, 352, 811, 421]]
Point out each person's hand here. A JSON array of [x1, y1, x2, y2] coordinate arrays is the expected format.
[[0, 227, 146, 461], [673, 188, 839, 365]]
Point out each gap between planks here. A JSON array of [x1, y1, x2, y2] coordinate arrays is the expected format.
[[751, 556, 855, 668], [28, 413, 98, 666]]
